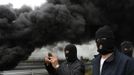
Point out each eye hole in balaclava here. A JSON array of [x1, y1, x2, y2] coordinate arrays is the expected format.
[[96, 38, 107, 49], [64, 44, 77, 62], [95, 25, 115, 55]]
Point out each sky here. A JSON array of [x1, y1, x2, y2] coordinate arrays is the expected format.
[[0, 0, 46, 9]]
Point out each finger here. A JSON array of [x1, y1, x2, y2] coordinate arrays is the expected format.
[[45, 56, 51, 62], [50, 52, 58, 57]]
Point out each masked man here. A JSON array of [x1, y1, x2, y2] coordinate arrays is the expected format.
[[44, 44, 85, 75], [92, 25, 134, 75], [120, 41, 134, 57]]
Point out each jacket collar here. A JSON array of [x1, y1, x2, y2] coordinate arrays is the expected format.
[[95, 51, 115, 63], [105, 53, 114, 62]]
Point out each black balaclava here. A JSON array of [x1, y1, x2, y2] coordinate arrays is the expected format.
[[95, 25, 115, 55], [120, 41, 133, 57], [64, 44, 77, 62]]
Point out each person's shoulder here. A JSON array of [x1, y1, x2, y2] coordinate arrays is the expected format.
[[60, 61, 68, 67], [94, 54, 100, 58], [70, 59, 85, 67], [74, 59, 83, 64], [116, 51, 132, 62], [77, 59, 85, 65], [73, 59, 85, 69], [117, 51, 130, 59], [92, 54, 100, 61]]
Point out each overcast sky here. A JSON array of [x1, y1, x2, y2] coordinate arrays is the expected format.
[[0, 0, 46, 9]]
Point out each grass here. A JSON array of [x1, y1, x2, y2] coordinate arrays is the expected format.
[[85, 66, 92, 75]]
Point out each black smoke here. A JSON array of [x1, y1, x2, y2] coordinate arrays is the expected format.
[[91, 0, 134, 46], [14, 5, 33, 17], [0, 1, 101, 70], [0, 5, 34, 70], [0, 0, 134, 70]]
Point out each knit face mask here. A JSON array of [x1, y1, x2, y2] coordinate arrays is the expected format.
[[64, 44, 77, 62], [96, 38, 114, 55]]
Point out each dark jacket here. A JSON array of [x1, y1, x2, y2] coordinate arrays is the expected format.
[[45, 59, 85, 75], [92, 50, 134, 75]]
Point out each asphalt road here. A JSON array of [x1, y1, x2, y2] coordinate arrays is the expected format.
[[0, 69, 48, 75], [0, 61, 91, 75]]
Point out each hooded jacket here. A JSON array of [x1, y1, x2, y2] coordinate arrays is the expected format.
[[45, 44, 85, 75], [45, 59, 85, 75]]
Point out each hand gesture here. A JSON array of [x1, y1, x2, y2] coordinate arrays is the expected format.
[[49, 54, 59, 69]]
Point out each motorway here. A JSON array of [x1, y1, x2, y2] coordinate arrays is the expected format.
[[0, 61, 91, 75], [0, 69, 48, 75], [0, 61, 48, 75]]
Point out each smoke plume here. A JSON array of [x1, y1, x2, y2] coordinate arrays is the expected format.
[[0, 0, 134, 70], [92, 0, 134, 46]]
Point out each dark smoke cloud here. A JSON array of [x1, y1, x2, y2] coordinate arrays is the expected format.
[[0, 5, 35, 70], [0, 5, 16, 23], [0, 1, 101, 70], [1, 0, 134, 70], [14, 5, 33, 17], [0, 5, 16, 45], [0, 46, 33, 70], [0, 0, 103, 70], [91, 0, 134, 46], [30, 4, 72, 46], [30, 2, 95, 45], [47, 0, 102, 40]]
